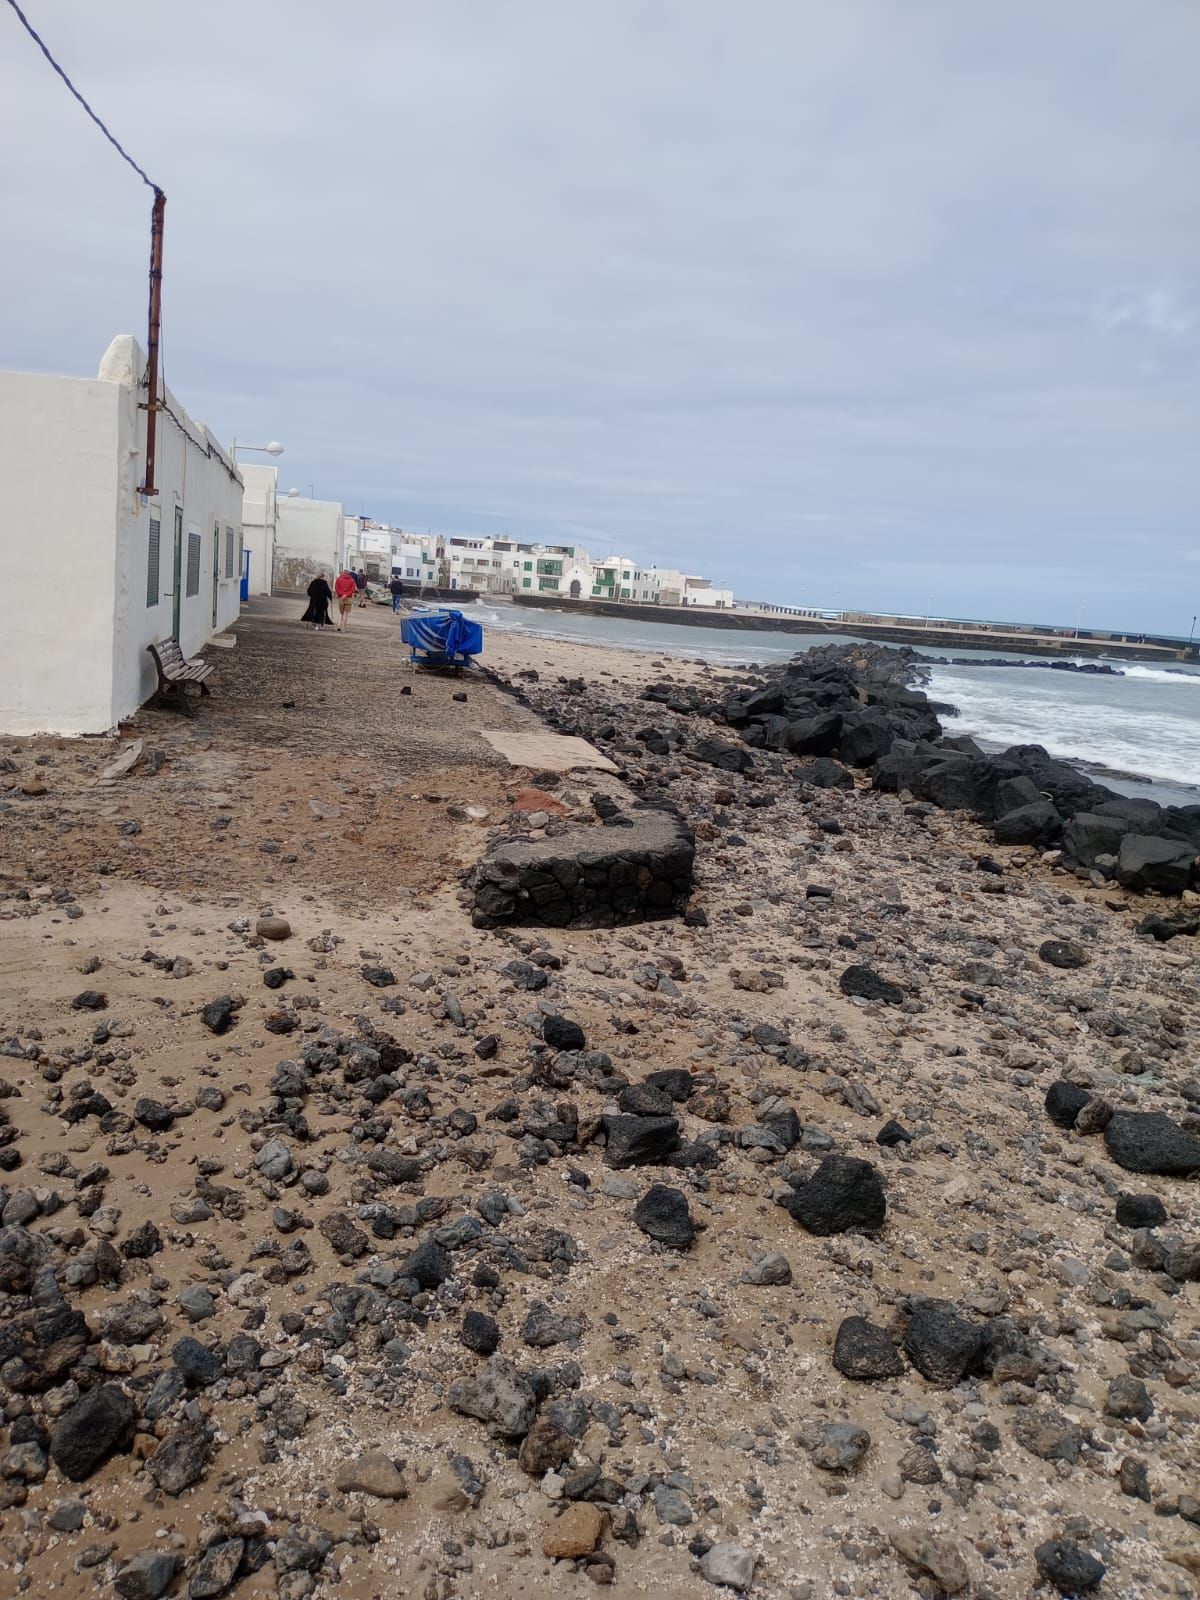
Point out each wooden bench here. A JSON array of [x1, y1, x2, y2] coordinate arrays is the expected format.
[[147, 638, 214, 709]]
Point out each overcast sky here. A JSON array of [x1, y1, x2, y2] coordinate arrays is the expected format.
[[2, 1, 1198, 628]]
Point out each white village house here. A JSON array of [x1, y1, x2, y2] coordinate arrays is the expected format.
[[239, 461, 279, 597], [271, 493, 345, 593], [0, 335, 243, 736]]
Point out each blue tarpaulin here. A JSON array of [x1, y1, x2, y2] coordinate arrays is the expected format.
[[399, 608, 483, 666]]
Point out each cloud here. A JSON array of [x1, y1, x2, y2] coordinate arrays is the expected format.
[[1, 0, 1198, 627], [1096, 286, 1197, 339]]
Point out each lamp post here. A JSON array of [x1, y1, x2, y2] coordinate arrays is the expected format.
[[230, 440, 284, 462]]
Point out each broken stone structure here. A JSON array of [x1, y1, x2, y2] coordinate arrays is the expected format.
[[469, 808, 694, 928]]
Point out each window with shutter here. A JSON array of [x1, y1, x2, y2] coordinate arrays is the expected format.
[[147, 518, 161, 607], [225, 526, 235, 579], [185, 531, 201, 597]]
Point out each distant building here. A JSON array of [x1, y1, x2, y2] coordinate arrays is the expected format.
[[586, 560, 733, 608], [272, 494, 345, 591], [591, 557, 636, 600], [340, 520, 733, 609], [240, 463, 279, 596], [681, 575, 734, 608], [0, 334, 242, 735]]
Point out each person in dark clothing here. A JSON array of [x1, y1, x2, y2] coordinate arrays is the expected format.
[[354, 568, 369, 607], [388, 575, 405, 614], [300, 574, 333, 629]]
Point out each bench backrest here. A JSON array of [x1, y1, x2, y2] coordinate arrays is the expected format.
[[150, 638, 186, 671]]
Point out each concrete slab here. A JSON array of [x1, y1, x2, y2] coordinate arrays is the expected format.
[[481, 731, 619, 774]]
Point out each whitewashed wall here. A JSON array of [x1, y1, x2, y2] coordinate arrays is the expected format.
[[0, 335, 242, 735], [0, 370, 121, 733], [274, 496, 344, 592], [683, 580, 734, 607], [240, 463, 278, 595], [107, 338, 243, 723]]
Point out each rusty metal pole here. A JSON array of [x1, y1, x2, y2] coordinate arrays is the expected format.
[[140, 188, 166, 497]]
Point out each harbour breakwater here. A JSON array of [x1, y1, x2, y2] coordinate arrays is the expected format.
[[511, 593, 1196, 663]]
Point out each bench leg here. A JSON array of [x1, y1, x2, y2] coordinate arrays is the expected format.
[[155, 683, 196, 716]]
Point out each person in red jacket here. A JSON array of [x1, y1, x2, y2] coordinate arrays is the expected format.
[[333, 570, 357, 631]]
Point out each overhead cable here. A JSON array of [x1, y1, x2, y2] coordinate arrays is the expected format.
[[4, 0, 162, 193]]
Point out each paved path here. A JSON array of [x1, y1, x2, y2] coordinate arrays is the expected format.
[[198, 595, 528, 773]]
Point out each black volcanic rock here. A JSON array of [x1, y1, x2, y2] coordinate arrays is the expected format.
[[542, 1014, 586, 1051], [839, 965, 905, 1005], [1115, 1193, 1168, 1229], [832, 1317, 905, 1380], [781, 1155, 886, 1236], [1039, 939, 1089, 970], [50, 1385, 136, 1480], [1035, 1540, 1105, 1594], [993, 800, 1063, 846], [633, 1184, 694, 1249], [603, 1114, 681, 1168], [1103, 1111, 1200, 1176], [902, 1300, 984, 1386], [1044, 1081, 1091, 1129], [781, 711, 843, 757]]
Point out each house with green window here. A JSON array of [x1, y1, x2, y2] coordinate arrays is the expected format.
[[512, 544, 594, 598], [591, 556, 636, 601]]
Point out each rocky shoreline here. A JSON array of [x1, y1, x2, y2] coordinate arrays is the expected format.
[[0, 618, 1198, 1600], [501, 642, 1199, 902]]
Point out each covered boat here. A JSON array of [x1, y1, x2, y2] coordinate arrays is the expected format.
[[399, 607, 483, 666]]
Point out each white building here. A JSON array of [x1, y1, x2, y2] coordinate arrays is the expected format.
[[333, 516, 734, 609], [341, 515, 363, 572], [394, 539, 439, 587], [240, 462, 279, 596], [443, 535, 510, 593], [273, 494, 345, 591], [682, 575, 734, 608], [590, 557, 637, 600], [0, 334, 243, 736], [588, 561, 732, 608], [507, 542, 595, 598], [345, 521, 439, 587]]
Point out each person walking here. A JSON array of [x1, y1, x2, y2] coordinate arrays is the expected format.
[[300, 573, 333, 630], [334, 569, 357, 630], [388, 574, 405, 614], [355, 568, 369, 607]]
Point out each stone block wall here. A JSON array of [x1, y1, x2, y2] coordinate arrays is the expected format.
[[470, 809, 694, 929]]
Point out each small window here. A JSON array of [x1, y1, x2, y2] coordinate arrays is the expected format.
[[522, 577, 531, 588], [224, 526, 235, 579], [146, 517, 161, 607], [185, 531, 201, 597]]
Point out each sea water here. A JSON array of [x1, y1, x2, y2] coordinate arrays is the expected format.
[[462, 601, 1200, 809]]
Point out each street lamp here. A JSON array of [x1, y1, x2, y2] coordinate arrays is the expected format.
[[230, 439, 284, 461]]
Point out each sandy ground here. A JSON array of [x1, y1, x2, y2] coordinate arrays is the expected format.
[[0, 599, 1197, 1600]]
